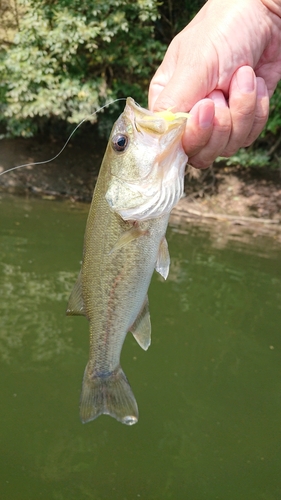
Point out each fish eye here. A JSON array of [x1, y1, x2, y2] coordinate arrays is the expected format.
[[112, 134, 129, 152]]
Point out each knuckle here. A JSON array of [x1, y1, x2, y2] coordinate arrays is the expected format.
[[188, 156, 211, 169], [183, 133, 211, 158], [220, 147, 238, 158], [242, 139, 254, 148]]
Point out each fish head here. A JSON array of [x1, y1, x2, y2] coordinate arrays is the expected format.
[[105, 97, 188, 221]]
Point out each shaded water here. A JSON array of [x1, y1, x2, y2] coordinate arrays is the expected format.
[[0, 193, 281, 500]]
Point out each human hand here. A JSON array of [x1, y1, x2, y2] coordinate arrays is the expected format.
[[149, 0, 281, 168]]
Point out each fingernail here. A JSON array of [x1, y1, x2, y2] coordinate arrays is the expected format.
[[198, 102, 215, 129], [236, 66, 255, 93]]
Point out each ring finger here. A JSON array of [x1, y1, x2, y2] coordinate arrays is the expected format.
[[188, 90, 231, 169]]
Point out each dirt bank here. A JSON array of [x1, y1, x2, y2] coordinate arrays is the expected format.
[[0, 135, 105, 202], [1, 135, 281, 242]]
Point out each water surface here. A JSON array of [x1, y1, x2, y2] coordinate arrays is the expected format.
[[0, 194, 281, 500]]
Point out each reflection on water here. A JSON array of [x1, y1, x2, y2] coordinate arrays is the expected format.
[[0, 263, 76, 363], [0, 194, 281, 500]]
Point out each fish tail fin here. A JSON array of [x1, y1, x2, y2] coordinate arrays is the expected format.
[[80, 364, 139, 425]]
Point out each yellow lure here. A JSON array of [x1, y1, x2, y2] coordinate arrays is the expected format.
[[155, 109, 189, 121]]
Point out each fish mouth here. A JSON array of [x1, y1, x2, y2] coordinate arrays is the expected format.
[[124, 97, 188, 136]]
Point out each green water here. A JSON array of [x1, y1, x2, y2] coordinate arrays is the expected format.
[[0, 194, 281, 500]]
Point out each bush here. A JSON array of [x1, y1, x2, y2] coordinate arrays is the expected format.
[[0, 0, 165, 136], [1, 0, 281, 170]]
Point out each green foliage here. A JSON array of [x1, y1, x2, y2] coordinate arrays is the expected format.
[[0, 0, 166, 137], [2, 0, 281, 168], [220, 148, 270, 168], [154, 0, 205, 42], [263, 80, 281, 135]]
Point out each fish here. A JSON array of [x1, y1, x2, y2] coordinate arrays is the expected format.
[[66, 97, 188, 425]]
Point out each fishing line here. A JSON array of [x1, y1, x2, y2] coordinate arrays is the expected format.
[[0, 97, 127, 177]]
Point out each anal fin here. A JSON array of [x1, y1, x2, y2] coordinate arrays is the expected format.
[[130, 296, 151, 351]]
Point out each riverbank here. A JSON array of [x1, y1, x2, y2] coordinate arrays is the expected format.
[[1, 136, 281, 242]]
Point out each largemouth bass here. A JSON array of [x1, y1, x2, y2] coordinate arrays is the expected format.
[[67, 97, 188, 425]]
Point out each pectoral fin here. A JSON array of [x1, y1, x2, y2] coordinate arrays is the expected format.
[[130, 296, 151, 351], [155, 237, 170, 280], [66, 271, 85, 316], [110, 226, 147, 254]]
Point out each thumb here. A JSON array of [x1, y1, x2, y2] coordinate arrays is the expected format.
[[148, 32, 215, 112], [149, 61, 213, 113]]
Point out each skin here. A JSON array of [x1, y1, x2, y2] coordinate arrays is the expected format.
[[149, 0, 281, 168]]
